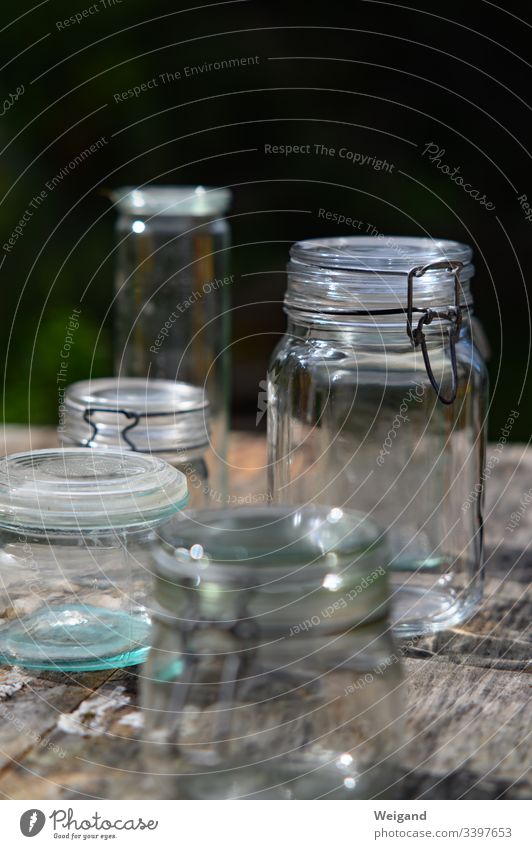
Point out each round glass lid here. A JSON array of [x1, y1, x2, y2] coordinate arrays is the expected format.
[[286, 236, 474, 313], [289, 236, 473, 273], [0, 448, 188, 530]]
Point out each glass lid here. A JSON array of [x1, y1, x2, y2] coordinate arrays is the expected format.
[[111, 185, 232, 217], [155, 505, 384, 579], [290, 236, 473, 272], [62, 377, 210, 455], [0, 448, 188, 531], [286, 236, 474, 314]]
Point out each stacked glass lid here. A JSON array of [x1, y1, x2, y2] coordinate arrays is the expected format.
[[61, 377, 211, 464], [0, 447, 188, 530], [0, 449, 187, 671]]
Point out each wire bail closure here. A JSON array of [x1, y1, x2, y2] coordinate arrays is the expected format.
[[82, 406, 207, 453], [406, 260, 464, 405], [83, 407, 143, 451]]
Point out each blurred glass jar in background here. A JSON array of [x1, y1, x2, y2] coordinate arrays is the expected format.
[[111, 185, 232, 494], [267, 237, 489, 637], [141, 506, 404, 800], [61, 377, 213, 509], [0, 449, 187, 671]]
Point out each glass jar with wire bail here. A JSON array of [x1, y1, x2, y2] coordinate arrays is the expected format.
[[111, 185, 232, 495], [267, 237, 489, 637], [61, 377, 213, 509], [141, 506, 404, 800], [0, 448, 187, 671]]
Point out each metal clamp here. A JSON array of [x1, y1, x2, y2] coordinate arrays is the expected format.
[[406, 260, 464, 405], [82, 404, 210, 454], [83, 407, 143, 451]]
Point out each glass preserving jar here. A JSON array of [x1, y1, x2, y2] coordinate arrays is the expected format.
[[141, 506, 404, 800], [111, 185, 232, 493], [61, 377, 213, 509], [267, 237, 489, 637], [0, 449, 187, 671]]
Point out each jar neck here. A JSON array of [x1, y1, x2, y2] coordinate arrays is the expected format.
[[285, 310, 473, 349]]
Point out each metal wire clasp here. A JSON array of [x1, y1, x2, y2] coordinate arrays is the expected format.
[[83, 407, 142, 450], [406, 260, 464, 405]]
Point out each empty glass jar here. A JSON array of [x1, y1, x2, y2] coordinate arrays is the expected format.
[[267, 237, 489, 636], [111, 185, 232, 494], [0, 448, 187, 671], [141, 506, 403, 800], [61, 377, 212, 509]]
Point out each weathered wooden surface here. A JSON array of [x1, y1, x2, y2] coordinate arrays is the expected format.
[[0, 429, 530, 800]]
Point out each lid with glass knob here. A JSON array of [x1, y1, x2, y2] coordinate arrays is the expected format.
[[0, 448, 188, 531]]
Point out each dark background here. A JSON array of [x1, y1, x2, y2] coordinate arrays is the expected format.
[[1, 0, 530, 438]]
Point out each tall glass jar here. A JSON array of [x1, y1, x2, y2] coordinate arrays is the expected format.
[[267, 237, 489, 636], [141, 506, 404, 800], [60, 377, 213, 509], [0, 449, 187, 671], [111, 185, 232, 494]]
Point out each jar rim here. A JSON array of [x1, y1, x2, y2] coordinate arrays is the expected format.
[[111, 185, 232, 217], [0, 448, 188, 531], [154, 505, 385, 583], [290, 236, 473, 272], [61, 377, 211, 455], [286, 235, 474, 317]]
